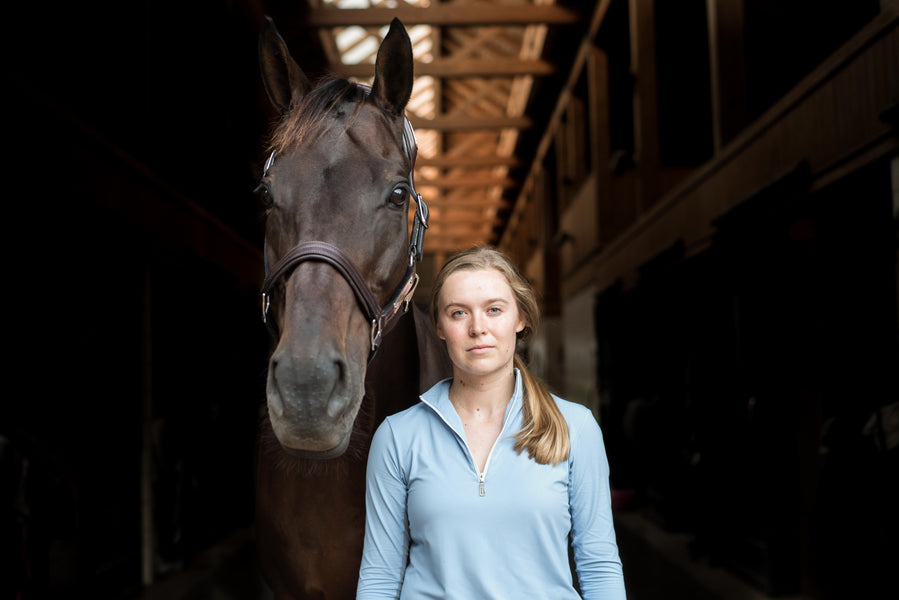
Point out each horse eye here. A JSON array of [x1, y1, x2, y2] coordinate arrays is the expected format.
[[255, 182, 275, 209], [388, 186, 409, 208]]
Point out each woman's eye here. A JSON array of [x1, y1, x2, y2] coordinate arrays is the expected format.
[[389, 186, 409, 208], [488, 307, 502, 315]]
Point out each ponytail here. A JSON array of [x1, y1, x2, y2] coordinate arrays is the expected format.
[[512, 354, 570, 465]]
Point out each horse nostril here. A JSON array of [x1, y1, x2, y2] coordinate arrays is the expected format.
[[326, 358, 350, 418], [268, 348, 355, 420], [267, 356, 286, 417]]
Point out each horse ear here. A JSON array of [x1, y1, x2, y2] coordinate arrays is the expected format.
[[370, 18, 414, 116], [259, 16, 312, 114]]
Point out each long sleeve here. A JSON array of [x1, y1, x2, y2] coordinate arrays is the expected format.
[[568, 407, 627, 599], [357, 419, 409, 599]]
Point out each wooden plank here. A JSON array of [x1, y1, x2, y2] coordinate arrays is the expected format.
[[425, 237, 497, 252], [592, 9, 899, 294], [588, 47, 612, 246], [417, 175, 520, 188], [332, 58, 555, 78], [424, 232, 496, 243], [428, 202, 509, 212], [425, 223, 499, 234], [305, 5, 581, 27], [706, 0, 747, 150], [499, 0, 614, 253], [629, 0, 661, 211], [408, 114, 533, 130], [448, 78, 511, 114], [416, 155, 521, 168], [425, 207, 507, 219]]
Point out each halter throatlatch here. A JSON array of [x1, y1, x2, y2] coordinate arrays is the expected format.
[[259, 92, 428, 358]]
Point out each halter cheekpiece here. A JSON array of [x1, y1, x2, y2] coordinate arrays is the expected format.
[[259, 84, 430, 358]]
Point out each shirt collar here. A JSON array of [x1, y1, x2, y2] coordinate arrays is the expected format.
[[420, 368, 523, 427]]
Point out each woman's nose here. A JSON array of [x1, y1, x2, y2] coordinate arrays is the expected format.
[[469, 315, 485, 335]]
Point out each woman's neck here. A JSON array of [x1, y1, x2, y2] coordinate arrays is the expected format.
[[449, 369, 516, 417]]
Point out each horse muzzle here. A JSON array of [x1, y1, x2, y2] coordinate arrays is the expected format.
[[265, 345, 364, 457]]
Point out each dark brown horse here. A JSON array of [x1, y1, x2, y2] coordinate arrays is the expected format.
[[253, 17, 450, 600]]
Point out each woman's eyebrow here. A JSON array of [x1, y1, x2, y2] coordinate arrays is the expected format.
[[444, 297, 510, 308]]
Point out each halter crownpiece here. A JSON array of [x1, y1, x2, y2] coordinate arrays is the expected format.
[[402, 114, 429, 263], [259, 84, 429, 357]]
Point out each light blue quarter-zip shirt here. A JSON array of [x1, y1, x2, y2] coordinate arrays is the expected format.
[[357, 370, 626, 599]]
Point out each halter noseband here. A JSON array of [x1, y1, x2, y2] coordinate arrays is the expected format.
[[259, 88, 429, 358]]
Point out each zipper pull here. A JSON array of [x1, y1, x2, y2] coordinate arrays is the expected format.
[[479, 473, 486, 497]]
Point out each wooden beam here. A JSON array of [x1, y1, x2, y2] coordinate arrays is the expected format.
[[417, 175, 520, 188], [706, 0, 748, 151], [426, 232, 496, 243], [418, 218, 490, 228], [429, 204, 507, 215], [428, 209, 501, 219], [305, 5, 581, 27], [408, 115, 533, 131], [426, 193, 509, 206], [428, 222, 505, 232], [332, 58, 555, 79], [629, 0, 661, 211], [425, 239, 499, 253], [426, 223, 496, 233], [416, 155, 521, 168], [501, 0, 614, 252], [429, 204, 509, 213]]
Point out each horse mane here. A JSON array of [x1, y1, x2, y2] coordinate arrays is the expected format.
[[267, 77, 369, 155]]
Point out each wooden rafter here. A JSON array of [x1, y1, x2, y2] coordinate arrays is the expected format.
[[407, 115, 533, 131], [416, 155, 521, 168], [417, 175, 520, 189], [307, 0, 572, 259], [305, 5, 581, 27], [331, 58, 555, 78]]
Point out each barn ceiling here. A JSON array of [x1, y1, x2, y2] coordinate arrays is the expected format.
[[301, 0, 592, 261]]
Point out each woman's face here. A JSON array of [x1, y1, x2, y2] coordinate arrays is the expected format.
[[435, 268, 525, 381]]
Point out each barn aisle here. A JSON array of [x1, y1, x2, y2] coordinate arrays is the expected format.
[[140, 528, 270, 600], [138, 511, 796, 600]]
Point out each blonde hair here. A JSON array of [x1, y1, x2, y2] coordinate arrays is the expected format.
[[430, 246, 570, 465]]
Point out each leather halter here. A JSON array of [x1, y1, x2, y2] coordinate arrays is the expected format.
[[259, 90, 429, 357]]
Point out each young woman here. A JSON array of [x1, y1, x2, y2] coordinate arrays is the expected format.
[[357, 246, 626, 599]]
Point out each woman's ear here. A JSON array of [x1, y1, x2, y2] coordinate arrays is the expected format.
[[435, 321, 446, 340]]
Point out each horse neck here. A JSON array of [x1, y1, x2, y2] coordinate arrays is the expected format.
[[365, 308, 423, 420]]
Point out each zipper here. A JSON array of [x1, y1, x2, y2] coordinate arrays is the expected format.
[[477, 440, 501, 497], [421, 394, 516, 498], [422, 397, 484, 493]]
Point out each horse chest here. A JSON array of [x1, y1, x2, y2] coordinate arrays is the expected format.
[[256, 451, 367, 599]]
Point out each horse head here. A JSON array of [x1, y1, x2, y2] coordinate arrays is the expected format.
[[257, 17, 423, 459]]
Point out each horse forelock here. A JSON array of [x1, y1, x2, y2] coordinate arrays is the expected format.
[[268, 78, 370, 156]]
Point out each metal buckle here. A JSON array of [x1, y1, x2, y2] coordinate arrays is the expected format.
[[416, 193, 429, 228], [370, 318, 383, 352], [391, 272, 420, 315], [263, 151, 277, 176], [401, 273, 419, 313], [261, 293, 271, 323]]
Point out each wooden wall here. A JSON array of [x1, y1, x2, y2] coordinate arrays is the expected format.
[[500, 0, 898, 596]]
